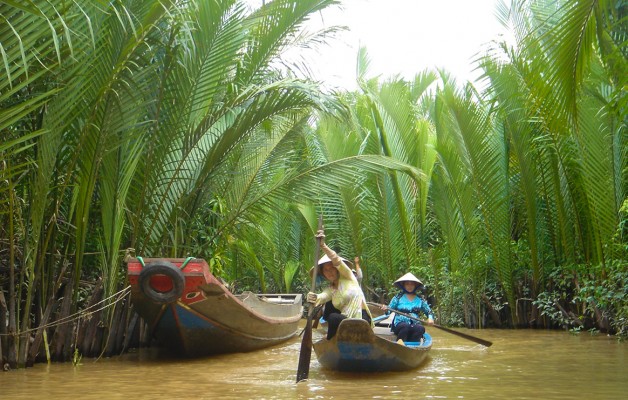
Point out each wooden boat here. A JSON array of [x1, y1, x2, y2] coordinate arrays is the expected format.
[[127, 257, 303, 357], [313, 318, 432, 372]]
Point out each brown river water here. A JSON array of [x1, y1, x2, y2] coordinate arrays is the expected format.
[[2, 324, 626, 400]]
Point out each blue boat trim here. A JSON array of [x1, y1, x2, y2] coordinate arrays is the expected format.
[[313, 318, 432, 372]]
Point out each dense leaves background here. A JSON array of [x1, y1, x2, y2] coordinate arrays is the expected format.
[[0, 0, 625, 368]]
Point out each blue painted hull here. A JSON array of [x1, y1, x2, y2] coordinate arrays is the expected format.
[[144, 300, 301, 356], [313, 319, 432, 372], [128, 257, 303, 357]]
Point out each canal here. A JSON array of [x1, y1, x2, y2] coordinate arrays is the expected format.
[[2, 326, 626, 399]]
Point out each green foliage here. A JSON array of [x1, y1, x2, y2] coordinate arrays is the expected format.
[[283, 260, 301, 293], [0, 0, 349, 366], [1, 0, 626, 370], [534, 261, 628, 337], [533, 291, 574, 328], [72, 348, 82, 367], [186, 196, 229, 276], [575, 261, 628, 337], [431, 274, 466, 327]]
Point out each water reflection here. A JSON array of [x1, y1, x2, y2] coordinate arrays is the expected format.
[[2, 327, 626, 399]]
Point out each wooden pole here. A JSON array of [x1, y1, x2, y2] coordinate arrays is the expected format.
[[296, 215, 323, 382]]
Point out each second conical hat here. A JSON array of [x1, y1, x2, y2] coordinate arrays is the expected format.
[[393, 272, 423, 289]]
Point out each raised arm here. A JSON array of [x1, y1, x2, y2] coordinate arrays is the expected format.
[[322, 243, 354, 279], [317, 230, 355, 281], [354, 257, 363, 281]]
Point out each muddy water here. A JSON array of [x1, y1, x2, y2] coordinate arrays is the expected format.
[[2, 326, 626, 399]]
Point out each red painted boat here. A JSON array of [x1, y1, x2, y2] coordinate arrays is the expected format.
[[127, 257, 303, 357]]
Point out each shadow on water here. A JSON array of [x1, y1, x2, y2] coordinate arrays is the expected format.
[[2, 325, 626, 400]]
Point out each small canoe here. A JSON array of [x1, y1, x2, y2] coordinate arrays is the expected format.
[[127, 257, 303, 357], [313, 318, 432, 372]]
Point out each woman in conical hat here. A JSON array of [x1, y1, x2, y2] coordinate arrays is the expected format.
[[381, 272, 434, 345], [317, 256, 364, 328], [310, 254, 358, 282], [394, 272, 423, 289], [306, 230, 372, 340]]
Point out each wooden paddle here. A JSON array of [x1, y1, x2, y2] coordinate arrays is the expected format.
[[296, 215, 323, 383], [367, 302, 493, 347], [299, 305, 322, 336]]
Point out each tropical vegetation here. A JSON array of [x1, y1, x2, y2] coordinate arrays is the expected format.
[[0, 0, 625, 369]]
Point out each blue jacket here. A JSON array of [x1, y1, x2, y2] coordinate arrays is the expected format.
[[387, 293, 433, 327]]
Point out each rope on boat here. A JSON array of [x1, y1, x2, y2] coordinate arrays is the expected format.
[[179, 256, 194, 270], [135, 255, 195, 270], [0, 285, 132, 337]]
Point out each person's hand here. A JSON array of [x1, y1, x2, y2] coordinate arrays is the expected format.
[[307, 292, 318, 305], [354, 256, 360, 267], [315, 229, 326, 246], [380, 305, 388, 311], [427, 317, 435, 326]]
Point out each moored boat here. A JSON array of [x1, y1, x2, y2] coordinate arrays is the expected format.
[[313, 318, 432, 372], [127, 257, 303, 357]]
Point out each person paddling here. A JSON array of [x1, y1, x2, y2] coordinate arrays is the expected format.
[[381, 272, 434, 345], [307, 230, 372, 339], [319, 255, 363, 327]]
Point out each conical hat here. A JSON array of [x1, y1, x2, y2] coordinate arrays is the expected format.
[[318, 254, 352, 267], [393, 272, 423, 290], [317, 254, 332, 266], [309, 254, 352, 278]]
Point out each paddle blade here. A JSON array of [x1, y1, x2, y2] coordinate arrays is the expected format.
[[296, 316, 313, 382], [432, 324, 493, 347]]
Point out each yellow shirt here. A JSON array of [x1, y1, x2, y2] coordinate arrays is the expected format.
[[317, 245, 373, 325]]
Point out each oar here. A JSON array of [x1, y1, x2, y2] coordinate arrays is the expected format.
[[299, 305, 322, 336], [296, 215, 323, 383], [311, 305, 323, 329], [367, 302, 493, 347]]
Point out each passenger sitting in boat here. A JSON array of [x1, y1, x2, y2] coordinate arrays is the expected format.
[[381, 272, 434, 345], [307, 231, 372, 339]]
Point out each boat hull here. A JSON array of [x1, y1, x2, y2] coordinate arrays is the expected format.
[[128, 257, 303, 357], [313, 318, 431, 372]]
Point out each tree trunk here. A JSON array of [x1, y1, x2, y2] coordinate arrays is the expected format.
[[0, 291, 6, 368], [113, 294, 131, 353], [27, 300, 55, 366], [79, 280, 104, 358], [7, 193, 17, 369], [554, 301, 583, 327], [52, 279, 74, 361], [529, 305, 538, 327], [89, 324, 105, 358], [592, 302, 610, 332], [28, 262, 69, 365], [104, 293, 126, 357], [121, 312, 139, 353], [482, 294, 502, 327]]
